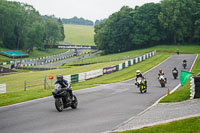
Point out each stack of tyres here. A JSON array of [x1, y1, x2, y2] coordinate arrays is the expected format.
[[194, 76, 200, 98]]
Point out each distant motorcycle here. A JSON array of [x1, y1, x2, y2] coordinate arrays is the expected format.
[[135, 77, 147, 93], [159, 75, 166, 87], [172, 70, 178, 79], [183, 62, 187, 69], [52, 84, 78, 112]]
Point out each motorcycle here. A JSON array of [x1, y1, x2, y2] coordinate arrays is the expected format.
[[183, 62, 187, 69], [159, 75, 166, 87], [172, 70, 178, 79], [135, 77, 147, 93], [52, 84, 78, 112]]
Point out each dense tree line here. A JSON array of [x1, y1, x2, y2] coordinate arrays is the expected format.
[[95, 19, 107, 25], [94, 0, 200, 54], [62, 17, 93, 26], [0, 0, 65, 53]]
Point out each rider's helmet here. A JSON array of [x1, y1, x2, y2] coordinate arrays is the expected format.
[[136, 70, 141, 76], [183, 59, 187, 62], [159, 70, 162, 73], [57, 74, 63, 81], [174, 67, 177, 70], [197, 73, 200, 76]]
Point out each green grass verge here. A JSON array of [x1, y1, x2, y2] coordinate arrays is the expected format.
[[64, 24, 95, 46], [160, 55, 200, 102], [121, 117, 200, 133]]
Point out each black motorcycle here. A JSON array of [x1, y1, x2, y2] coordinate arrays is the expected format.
[[172, 70, 178, 79], [52, 84, 78, 112]]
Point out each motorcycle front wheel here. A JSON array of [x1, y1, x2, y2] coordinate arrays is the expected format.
[[55, 98, 64, 112], [139, 86, 143, 94]]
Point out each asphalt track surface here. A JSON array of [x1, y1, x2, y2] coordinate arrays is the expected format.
[[0, 54, 197, 133]]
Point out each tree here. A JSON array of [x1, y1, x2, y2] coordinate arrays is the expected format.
[[158, 0, 196, 44], [44, 17, 62, 45], [58, 18, 65, 41], [25, 22, 45, 53], [131, 3, 167, 47], [94, 6, 134, 54]]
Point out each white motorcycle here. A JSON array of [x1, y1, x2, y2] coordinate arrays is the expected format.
[[159, 75, 167, 87]]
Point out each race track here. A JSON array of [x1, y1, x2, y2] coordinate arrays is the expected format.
[[0, 54, 197, 133]]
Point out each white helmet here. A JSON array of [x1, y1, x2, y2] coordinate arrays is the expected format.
[[136, 70, 141, 75]]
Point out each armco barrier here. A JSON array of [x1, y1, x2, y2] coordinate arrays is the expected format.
[[85, 69, 103, 79], [78, 73, 86, 82], [0, 84, 6, 93], [63, 75, 71, 83]]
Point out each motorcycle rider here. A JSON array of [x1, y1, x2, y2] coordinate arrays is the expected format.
[[55, 74, 73, 101], [135, 70, 147, 86], [158, 70, 165, 78], [172, 67, 178, 74]]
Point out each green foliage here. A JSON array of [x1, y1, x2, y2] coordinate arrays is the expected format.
[[94, 0, 200, 54], [132, 3, 166, 46], [94, 6, 134, 54], [62, 16, 93, 26], [0, 0, 64, 52]]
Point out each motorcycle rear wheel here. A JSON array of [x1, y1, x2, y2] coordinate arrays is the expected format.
[[71, 95, 78, 109]]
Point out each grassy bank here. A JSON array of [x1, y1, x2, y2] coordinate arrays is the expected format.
[[64, 24, 95, 46], [160, 55, 200, 102], [121, 117, 200, 133]]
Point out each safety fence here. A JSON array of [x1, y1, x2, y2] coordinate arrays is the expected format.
[[62, 50, 156, 83]]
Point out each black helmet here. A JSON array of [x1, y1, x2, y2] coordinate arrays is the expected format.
[[57, 74, 63, 81], [174, 67, 177, 70], [159, 70, 162, 73]]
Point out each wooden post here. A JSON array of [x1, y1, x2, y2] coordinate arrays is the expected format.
[[44, 76, 46, 90], [167, 88, 170, 96], [24, 80, 26, 91]]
